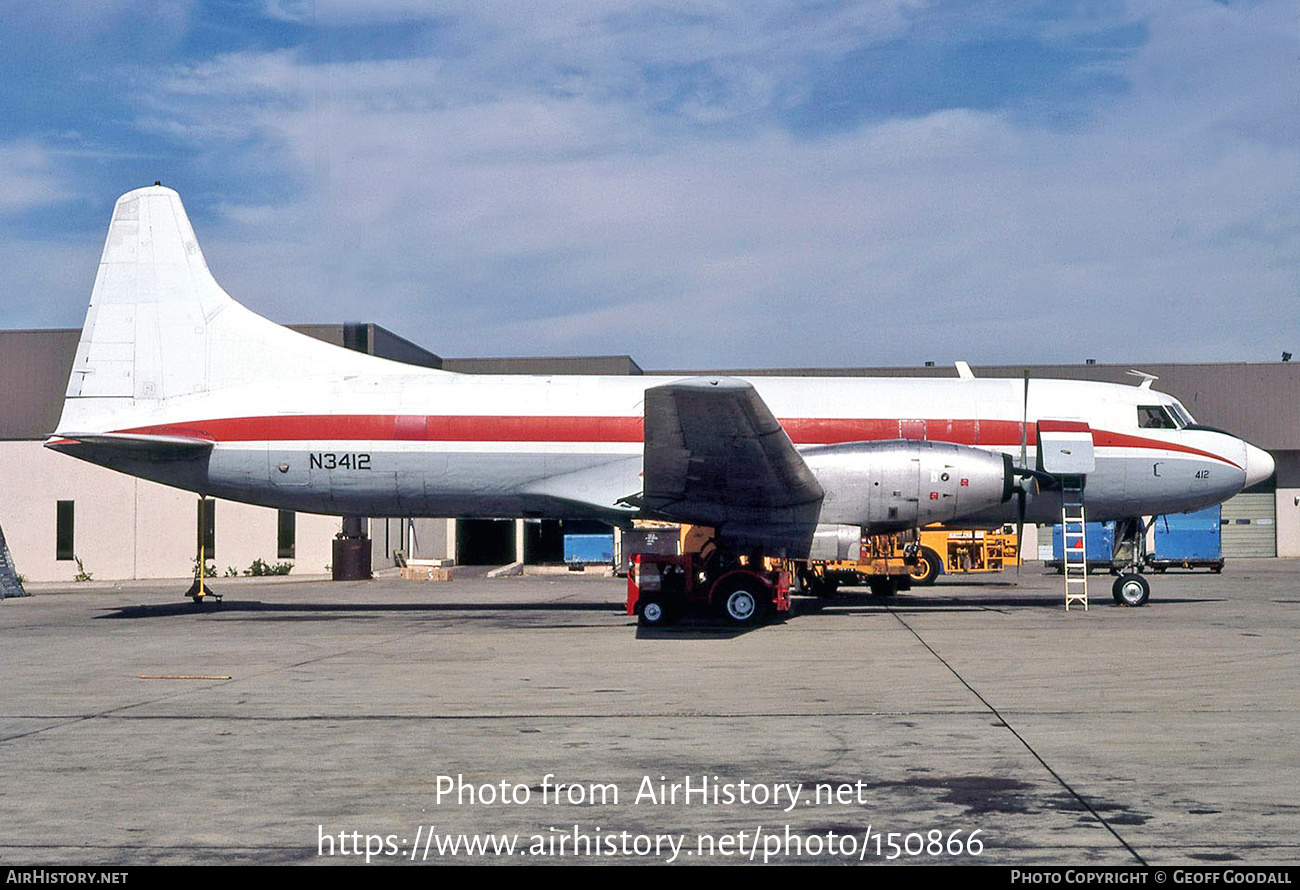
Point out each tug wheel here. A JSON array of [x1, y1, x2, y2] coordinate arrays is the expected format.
[[907, 548, 941, 586]]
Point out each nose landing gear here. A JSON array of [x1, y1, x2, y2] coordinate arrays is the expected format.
[[1112, 573, 1150, 607], [1111, 517, 1151, 607]]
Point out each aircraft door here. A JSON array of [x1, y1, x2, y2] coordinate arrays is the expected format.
[[1035, 421, 1095, 475]]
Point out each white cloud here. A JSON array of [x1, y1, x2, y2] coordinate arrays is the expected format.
[[0, 142, 74, 215], [19, 0, 1300, 368]]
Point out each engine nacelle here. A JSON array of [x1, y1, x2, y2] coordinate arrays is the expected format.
[[807, 523, 863, 561], [802, 439, 1013, 531]]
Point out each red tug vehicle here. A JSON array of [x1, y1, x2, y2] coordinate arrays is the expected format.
[[626, 551, 792, 628]]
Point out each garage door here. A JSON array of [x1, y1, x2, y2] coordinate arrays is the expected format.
[[1220, 492, 1277, 557]]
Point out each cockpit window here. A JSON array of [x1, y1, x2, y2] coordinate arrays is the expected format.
[[1169, 402, 1195, 426], [1138, 405, 1179, 429]]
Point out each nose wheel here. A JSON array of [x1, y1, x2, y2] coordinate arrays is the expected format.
[[1110, 518, 1152, 607], [1112, 573, 1149, 607]]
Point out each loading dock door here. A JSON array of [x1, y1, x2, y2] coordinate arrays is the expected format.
[[457, 519, 517, 565], [1220, 491, 1277, 557]]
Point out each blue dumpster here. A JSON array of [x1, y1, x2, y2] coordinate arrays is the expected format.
[[1149, 506, 1223, 572], [1048, 521, 1115, 572]]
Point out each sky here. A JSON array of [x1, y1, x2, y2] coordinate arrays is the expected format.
[[0, 0, 1296, 369]]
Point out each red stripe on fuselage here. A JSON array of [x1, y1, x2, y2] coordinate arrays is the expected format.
[[1037, 420, 1091, 433], [118, 415, 1242, 469], [126, 416, 1004, 445], [124, 415, 647, 444]]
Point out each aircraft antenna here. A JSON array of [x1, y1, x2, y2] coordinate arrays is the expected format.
[[1126, 369, 1158, 389]]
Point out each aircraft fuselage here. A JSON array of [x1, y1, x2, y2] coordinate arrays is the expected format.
[[56, 370, 1265, 527]]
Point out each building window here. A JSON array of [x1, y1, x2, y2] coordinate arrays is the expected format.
[[277, 510, 296, 559], [197, 499, 216, 560], [56, 500, 75, 561]]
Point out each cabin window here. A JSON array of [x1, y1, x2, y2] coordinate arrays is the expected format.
[[1137, 405, 1178, 429]]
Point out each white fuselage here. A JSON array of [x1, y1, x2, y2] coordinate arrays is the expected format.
[[70, 370, 1266, 526]]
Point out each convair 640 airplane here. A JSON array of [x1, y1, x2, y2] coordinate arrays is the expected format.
[[48, 186, 1273, 604]]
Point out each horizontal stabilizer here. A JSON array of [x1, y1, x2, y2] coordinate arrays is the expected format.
[[45, 432, 214, 460]]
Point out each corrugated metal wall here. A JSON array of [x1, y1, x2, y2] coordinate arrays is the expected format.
[[1220, 492, 1277, 557]]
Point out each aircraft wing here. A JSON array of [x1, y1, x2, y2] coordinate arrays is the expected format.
[[640, 377, 824, 554]]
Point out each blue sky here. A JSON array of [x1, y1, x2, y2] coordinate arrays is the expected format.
[[0, 0, 1296, 367]]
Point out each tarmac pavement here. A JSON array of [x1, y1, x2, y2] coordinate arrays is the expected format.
[[1, 561, 1296, 865]]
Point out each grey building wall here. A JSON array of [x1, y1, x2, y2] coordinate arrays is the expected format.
[[293, 323, 444, 370], [0, 330, 80, 441], [444, 355, 642, 375]]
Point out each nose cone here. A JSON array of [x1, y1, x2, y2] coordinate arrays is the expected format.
[[1244, 443, 1275, 488]]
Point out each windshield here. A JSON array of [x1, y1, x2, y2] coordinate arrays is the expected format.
[[1168, 401, 1195, 426], [1138, 405, 1180, 429]]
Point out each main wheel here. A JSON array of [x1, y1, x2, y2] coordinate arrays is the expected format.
[[1112, 573, 1150, 607], [719, 586, 765, 626], [907, 548, 941, 586]]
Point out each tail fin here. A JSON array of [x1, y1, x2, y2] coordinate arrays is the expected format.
[[57, 185, 430, 434]]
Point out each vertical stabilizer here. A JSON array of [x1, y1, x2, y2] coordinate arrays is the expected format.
[[66, 185, 228, 404], [56, 185, 436, 436]]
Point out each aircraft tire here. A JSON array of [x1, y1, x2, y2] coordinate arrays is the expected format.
[[1112, 573, 1150, 607]]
